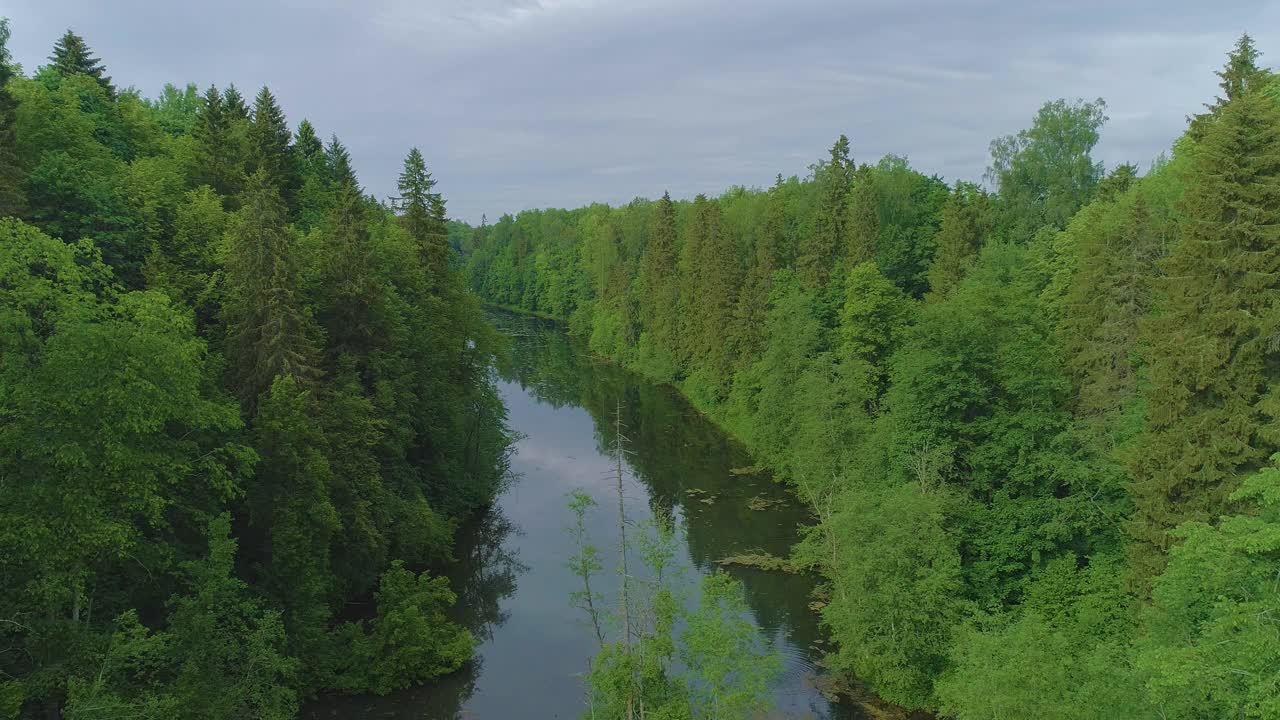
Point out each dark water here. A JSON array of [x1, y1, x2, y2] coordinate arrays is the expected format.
[[304, 312, 862, 719]]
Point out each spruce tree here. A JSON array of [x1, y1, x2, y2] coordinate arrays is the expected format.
[[223, 172, 319, 410], [0, 19, 24, 217], [223, 84, 250, 120], [395, 148, 449, 280], [689, 195, 741, 392], [1060, 192, 1159, 421], [1130, 40, 1280, 585], [190, 85, 244, 199], [639, 191, 680, 360], [320, 185, 383, 361], [925, 183, 991, 300], [798, 135, 852, 288], [247, 86, 298, 203], [294, 119, 324, 176], [48, 29, 114, 96], [325, 134, 357, 191], [844, 165, 879, 265], [733, 176, 785, 363]]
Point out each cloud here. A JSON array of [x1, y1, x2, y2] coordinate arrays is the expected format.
[[4, 0, 1277, 222]]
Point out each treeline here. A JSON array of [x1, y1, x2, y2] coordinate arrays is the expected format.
[[466, 36, 1280, 719], [0, 22, 510, 719]]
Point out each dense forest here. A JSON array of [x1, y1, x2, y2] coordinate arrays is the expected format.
[[0, 21, 513, 719], [465, 35, 1280, 719]]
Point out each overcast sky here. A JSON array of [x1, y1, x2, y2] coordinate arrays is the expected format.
[[4, 1, 1277, 223]]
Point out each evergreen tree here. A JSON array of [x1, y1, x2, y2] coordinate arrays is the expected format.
[[247, 86, 297, 203], [638, 190, 680, 364], [844, 165, 879, 265], [319, 185, 383, 361], [223, 84, 249, 120], [1059, 192, 1159, 421], [1130, 41, 1280, 585], [395, 147, 449, 279], [925, 182, 991, 300], [48, 29, 114, 96], [324, 134, 357, 191], [294, 119, 323, 177], [222, 172, 319, 409], [687, 194, 741, 393], [1190, 33, 1270, 138], [798, 135, 851, 288], [190, 84, 244, 199], [0, 18, 23, 216], [733, 177, 785, 363]]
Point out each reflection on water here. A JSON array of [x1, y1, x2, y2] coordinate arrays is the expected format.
[[303, 311, 863, 720]]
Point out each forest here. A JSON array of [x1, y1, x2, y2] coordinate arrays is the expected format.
[[0, 21, 514, 719], [464, 35, 1280, 719]]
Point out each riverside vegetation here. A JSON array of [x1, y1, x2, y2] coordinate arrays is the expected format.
[[0, 22, 513, 719], [465, 35, 1280, 720]]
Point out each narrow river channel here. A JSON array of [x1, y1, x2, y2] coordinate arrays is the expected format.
[[305, 311, 863, 719]]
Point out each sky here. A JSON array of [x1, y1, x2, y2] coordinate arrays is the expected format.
[[4, 0, 1278, 223]]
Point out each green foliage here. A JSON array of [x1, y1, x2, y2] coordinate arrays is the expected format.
[[987, 98, 1107, 241], [0, 24, 511, 716]]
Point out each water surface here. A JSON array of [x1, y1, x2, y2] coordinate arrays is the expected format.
[[305, 311, 860, 719]]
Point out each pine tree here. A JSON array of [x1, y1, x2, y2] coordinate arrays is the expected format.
[[844, 165, 879, 265], [0, 19, 24, 217], [247, 86, 298, 203], [48, 29, 114, 96], [637, 191, 677, 348], [925, 183, 992, 300], [1130, 40, 1280, 585], [798, 135, 852, 288], [223, 172, 320, 410], [395, 148, 449, 280]]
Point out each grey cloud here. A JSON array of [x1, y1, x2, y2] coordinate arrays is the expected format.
[[4, 0, 1277, 222]]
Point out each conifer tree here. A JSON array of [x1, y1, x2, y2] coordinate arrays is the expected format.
[[395, 147, 450, 279], [190, 85, 244, 199], [844, 165, 879, 265], [1190, 33, 1270, 138], [0, 19, 24, 217], [223, 84, 250, 120], [925, 183, 992, 300], [294, 119, 323, 176], [734, 176, 785, 363], [639, 191, 680, 359], [1060, 192, 1159, 421], [688, 195, 741, 391], [48, 29, 114, 96], [320, 185, 383, 361], [325, 134, 357, 191], [247, 86, 298, 203], [1130, 39, 1280, 585], [223, 172, 319, 409], [798, 135, 852, 288]]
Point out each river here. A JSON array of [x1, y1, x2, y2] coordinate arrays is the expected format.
[[304, 311, 863, 719]]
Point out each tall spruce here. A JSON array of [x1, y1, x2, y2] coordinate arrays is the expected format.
[[844, 165, 879, 265], [395, 148, 450, 280], [925, 183, 992, 300], [223, 84, 250, 120], [734, 176, 785, 362], [325, 135, 357, 191], [294, 120, 324, 176], [48, 29, 114, 96], [798, 135, 852, 288], [247, 87, 298, 203], [1129, 38, 1280, 585], [639, 191, 680, 360], [191, 85, 244, 199], [0, 18, 23, 216], [223, 172, 319, 410], [689, 194, 741, 392]]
